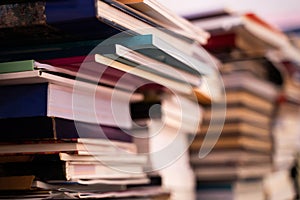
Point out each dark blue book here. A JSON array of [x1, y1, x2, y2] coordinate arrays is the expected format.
[[0, 82, 132, 129]]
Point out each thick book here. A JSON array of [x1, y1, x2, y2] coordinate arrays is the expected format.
[[0, 74, 135, 128], [0, 155, 146, 181], [0, 138, 137, 155], [0, 116, 132, 142]]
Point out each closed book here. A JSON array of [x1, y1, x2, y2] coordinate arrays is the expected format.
[[0, 138, 137, 155], [0, 154, 145, 181], [0, 116, 132, 142], [0, 81, 132, 128]]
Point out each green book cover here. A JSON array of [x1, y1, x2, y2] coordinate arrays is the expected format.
[[0, 60, 35, 74]]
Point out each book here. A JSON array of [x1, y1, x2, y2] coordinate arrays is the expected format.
[[190, 150, 271, 166], [32, 179, 126, 193], [0, 77, 133, 129], [224, 90, 275, 115], [0, 58, 148, 91], [222, 71, 279, 101], [199, 121, 270, 138], [45, 0, 121, 40], [0, 1, 121, 51], [114, 0, 209, 44], [194, 164, 272, 180], [0, 139, 137, 155], [202, 106, 272, 126], [0, 155, 146, 181], [0, 60, 35, 74], [96, 0, 210, 56], [0, 175, 35, 191], [0, 116, 132, 142], [97, 44, 202, 86], [64, 161, 145, 180], [196, 179, 265, 200], [59, 152, 147, 165], [74, 186, 170, 199], [95, 53, 211, 103], [190, 136, 272, 153], [97, 34, 213, 76], [221, 57, 283, 85]]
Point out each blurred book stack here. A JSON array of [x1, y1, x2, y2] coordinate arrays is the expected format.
[[0, 0, 217, 199], [188, 57, 280, 200], [187, 9, 300, 200]]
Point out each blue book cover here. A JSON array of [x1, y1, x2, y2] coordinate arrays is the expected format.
[[0, 83, 48, 118]]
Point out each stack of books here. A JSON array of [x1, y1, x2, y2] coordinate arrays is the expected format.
[[190, 57, 280, 178], [0, 59, 169, 199], [187, 9, 293, 200], [0, 0, 217, 199]]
